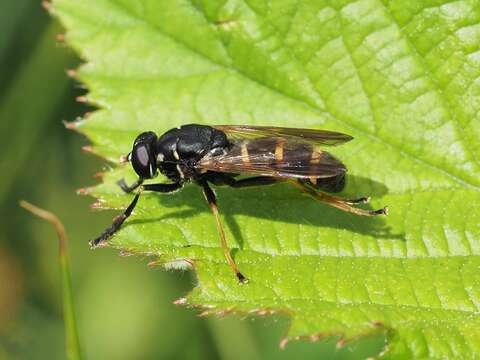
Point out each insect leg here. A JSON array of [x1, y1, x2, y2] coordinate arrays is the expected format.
[[143, 182, 183, 192], [230, 176, 284, 188], [90, 182, 182, 248], [345, 196, 370, 205], [201, 181, 248, 283], [206, 173, 284, 188], [293, 181, 387, 216], [90, 191, 141, 248], [117, 178, 143, 193]]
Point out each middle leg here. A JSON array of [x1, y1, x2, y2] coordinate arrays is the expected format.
[[200, 180, 248, 283], [230, 176, 285, 188], [206, 173, 284, 188]]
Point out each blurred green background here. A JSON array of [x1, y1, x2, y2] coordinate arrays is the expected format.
[[0, 2, 384, 359]]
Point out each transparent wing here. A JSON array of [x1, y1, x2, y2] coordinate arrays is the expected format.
[[198, 138, 347, 179], [213, 125, 353, 146]]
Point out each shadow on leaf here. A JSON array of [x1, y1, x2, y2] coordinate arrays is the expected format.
[[129, 175, 404, 248]]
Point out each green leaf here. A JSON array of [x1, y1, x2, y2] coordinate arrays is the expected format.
[[51, 0, 480, 358]]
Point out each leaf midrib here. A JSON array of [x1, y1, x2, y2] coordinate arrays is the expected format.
[[85, 0, 480, 191]]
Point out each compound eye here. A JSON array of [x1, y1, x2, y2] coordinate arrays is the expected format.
[[131, 143, 156, 178], [136, 145, 149, 167]]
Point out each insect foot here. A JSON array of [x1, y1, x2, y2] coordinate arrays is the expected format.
[[372, 206, 388, 216], [236, 271, 249, 284]]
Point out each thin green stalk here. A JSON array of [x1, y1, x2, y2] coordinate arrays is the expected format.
[[20, 200, 82, 360], [206, 316, 260, 360]]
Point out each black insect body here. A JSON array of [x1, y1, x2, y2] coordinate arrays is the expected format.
[[91, 124, 387, 283]]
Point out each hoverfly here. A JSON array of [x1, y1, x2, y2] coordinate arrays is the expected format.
[[91, 124, 387, 283]]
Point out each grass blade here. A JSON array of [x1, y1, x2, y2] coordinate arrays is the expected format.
[[19, 200, 81, 360]]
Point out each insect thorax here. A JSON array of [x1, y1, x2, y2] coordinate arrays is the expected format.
[[155, 124, 229, 182]]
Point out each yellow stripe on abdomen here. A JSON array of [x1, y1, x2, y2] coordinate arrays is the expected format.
[[275, 139, 285, 162], [241, 141, 250, 165], [309, 151, 322, 184]]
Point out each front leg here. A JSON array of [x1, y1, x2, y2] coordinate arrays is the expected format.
[[117, 178, 143, 193], [90, 192, 141, 248], [90, 181, 183, 248], [143, 182, 183, 193]]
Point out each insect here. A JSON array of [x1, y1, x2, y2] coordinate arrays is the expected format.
[[91, 124, 387, 283]]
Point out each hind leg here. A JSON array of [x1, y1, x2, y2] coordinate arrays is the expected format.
[[302, 177, 371, 205], [293, 180, 387, 216]]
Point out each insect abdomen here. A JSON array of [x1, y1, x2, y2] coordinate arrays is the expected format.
[[306, 150, 346, 193], [240, 137, 312, 164], [238, 138, 346, 193], [306, 173, 346, 193]]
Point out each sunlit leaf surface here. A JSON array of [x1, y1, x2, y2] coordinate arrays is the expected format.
[[52, 0, 480, 358]]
